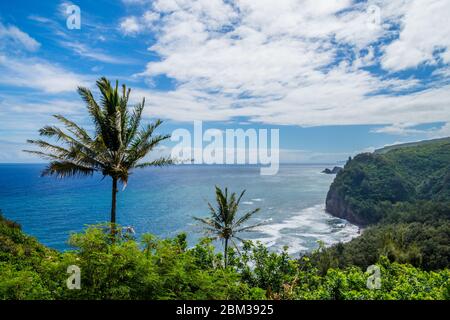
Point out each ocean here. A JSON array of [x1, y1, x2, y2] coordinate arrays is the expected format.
[[0, 163, 359, 255]]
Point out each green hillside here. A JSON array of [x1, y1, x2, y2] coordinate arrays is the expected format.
[[321, 138, 450, 271], [326, 137, 450, 225], [374, 137, 450, 155]]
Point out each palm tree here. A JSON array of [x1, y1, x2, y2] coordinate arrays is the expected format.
[[194, 186, 262, 267], [25, 77, 172, 231]]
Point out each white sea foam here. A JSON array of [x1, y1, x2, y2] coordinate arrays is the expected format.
[[242, 201, 254, 205], [250, 204, 360, 256]]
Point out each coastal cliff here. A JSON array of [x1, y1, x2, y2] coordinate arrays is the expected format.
[[325, 137, 450, 226], [318, 138, 450, 271], [326, 186, 363, 226]]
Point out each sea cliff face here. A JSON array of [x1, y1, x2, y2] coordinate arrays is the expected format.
[[324, 152, 413, 226], [324, 137, 450, 227], [325, 186, 365, 226]]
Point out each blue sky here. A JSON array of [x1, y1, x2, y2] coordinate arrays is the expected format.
[[1, 0, 450, 163]]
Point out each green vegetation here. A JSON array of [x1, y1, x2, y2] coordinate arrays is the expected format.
[[194, 186, 261, 267], [9, 82, 450, 300], [327, 138, 450, 225], [310, 221, 449, 271], [1, 214, 449, 300], [24, 77, 172, 228], [374, 137, 450, 155], [322, 138, 450, 272]]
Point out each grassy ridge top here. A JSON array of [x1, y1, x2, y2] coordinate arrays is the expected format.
[[376, 137, 450, 193], [374, 137, 450, 155]]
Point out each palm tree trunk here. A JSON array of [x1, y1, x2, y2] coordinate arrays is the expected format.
[[111, 177, 118, 234], [224, 238, 229, 268]]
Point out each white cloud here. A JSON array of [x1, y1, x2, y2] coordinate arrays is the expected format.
[[119, 11, 160, 35], [143, 11, 160, 24], [0, 55, 90, 93], [0, 94, 90, 163], [125, 0, 450, 126], [381, 0, 450, 71], [0, 22, 40, 51], [371, 123, 425, 135], [0, 22, 92, 96], [431, 122, 450, 138], [123, 0, 450, 130], [120, 16, 142, 35], [0, 140, 38, 163], [2, 98, 82, 116], [59, 41, 135, 64]]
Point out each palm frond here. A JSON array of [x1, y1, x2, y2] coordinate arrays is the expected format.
[[26, 137, 104, 169], [134, 157, 173, 168], [22, 150, 63, 161], [129, 120, 164, 149], [215, 186, 228, 222], [233, 208, 261, 228], [77, 86, 107, 137], [27, 77, 171, 198], [236, 190, 246, 207], [126, 100, 145, 145], [114, 108, 123, 148], [230, 238, 242, 255], [38, 124, 100, 161], [193, 217, 223, 231], [26, 139, 72, 155], [126, 131, 171, 168], [207, 201, 222, 224], [53, 114, 92, 144], [42, 161, 95, 178], [234, 221, 266, 233], [195, 187, 262, 250]]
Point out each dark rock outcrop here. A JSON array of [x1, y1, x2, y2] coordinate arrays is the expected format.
[[325, 187, 366, 226], [322, 166, 343, 174]]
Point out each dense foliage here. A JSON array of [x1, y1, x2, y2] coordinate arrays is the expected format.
[[328, 138, 450, 225], [322, 138, 450, 271], [310, 221, 450, 271], [2, 138, 450, 300], [1, 214, 449, 300]]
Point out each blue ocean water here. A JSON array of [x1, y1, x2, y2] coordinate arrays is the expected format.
[[0, 164, 359, 255]]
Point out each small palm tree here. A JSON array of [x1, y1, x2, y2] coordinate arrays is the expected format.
[[25, 77, 172, 231], [194, 186, 262, 267]]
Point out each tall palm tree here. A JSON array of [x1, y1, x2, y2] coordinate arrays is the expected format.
[[25, 77, 172, 230], [194, 186, 262, 267]]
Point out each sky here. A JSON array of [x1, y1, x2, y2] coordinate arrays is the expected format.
[[0, 0, 450, 163]]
